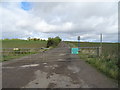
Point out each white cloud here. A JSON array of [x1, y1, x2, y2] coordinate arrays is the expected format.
[[1, 2, 118, 42]]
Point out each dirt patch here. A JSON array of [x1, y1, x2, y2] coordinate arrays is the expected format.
[[22, 70, 83, 88]]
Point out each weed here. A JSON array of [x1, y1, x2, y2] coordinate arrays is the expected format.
[[68, 41, 119, 80]]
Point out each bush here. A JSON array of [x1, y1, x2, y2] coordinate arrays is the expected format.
[[27, 37, 41, 41], [47, 36, 61, 48]]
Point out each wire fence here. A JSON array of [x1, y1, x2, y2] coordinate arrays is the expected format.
[[0, 48, 49, 61], [0, 47, 101, 62], [78, 47, 101, 57]]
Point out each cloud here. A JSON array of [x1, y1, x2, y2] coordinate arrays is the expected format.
[[1, 2, 118, 42]]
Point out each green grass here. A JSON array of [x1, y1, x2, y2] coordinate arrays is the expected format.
[[1, 39, 47, 62], [66, 41, 118, 60], [66, 41, 119, 80], [2, 39, 47, 48], [1, 53, 30, 62]]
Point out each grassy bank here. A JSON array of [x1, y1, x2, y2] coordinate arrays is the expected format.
[[1, 39, 47, 62], [2, 39, 47, 48], [66, 41, 119, 80]]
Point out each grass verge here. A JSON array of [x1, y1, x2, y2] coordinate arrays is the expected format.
[[78, 52, 118, 80], [66, 41, 119, 80]]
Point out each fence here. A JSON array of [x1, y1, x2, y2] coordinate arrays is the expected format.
[[0, 48, 49, 61], [0, 47, 102, 62], [79, 47, 101, 57]]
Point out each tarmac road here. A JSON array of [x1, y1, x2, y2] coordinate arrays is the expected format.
[[2, 42, 118, 88]]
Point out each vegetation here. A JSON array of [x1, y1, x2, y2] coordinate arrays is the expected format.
[[2, 39, 47, 48], [27, 37, 46, 41], [47, 36, 62, 48], [67, 41, 119, 80], [1, 39, 47, 62], [1, 37, 62, 62]]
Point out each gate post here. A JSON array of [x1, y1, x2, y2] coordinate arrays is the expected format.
[[97, 47, 100, 57], [97, 47, 102, 57], [78, 36, 80, 52]]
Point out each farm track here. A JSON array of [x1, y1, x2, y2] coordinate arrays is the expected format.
[[2, 42, 118, 88]]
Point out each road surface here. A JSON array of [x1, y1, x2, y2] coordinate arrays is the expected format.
[[2, 42, 118, 88]]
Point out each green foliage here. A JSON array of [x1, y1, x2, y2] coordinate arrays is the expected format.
[[2, 39, 47, 61], [27, 37, 41, 41], [78, 52, 118, 80], [68, 41, 119, 80], [47, 36, 62, 48], [3, 38, 9, 40], [2, 37, 60, 61], [27, 37, 47, 41], [2, 39, 47, 48], [2, 53, 31, 62]]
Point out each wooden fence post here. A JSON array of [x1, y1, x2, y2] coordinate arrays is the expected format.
[[97, 47, 99, 57], [96, 47, 102, 57], [99, 47, 102, 57]]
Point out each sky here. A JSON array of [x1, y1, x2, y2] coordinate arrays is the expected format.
[[0, 0, 119, 42]]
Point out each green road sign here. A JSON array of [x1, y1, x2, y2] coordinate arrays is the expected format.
[[71, 48, 79, 54]]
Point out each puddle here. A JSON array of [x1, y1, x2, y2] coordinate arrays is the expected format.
[[20, 64, 39, 68], [43, 63, 47, 65], [58, 59, 63, 61], [44, 64, 58, 69], [59, 53, 66, 56], [67, 66, 80, 73]]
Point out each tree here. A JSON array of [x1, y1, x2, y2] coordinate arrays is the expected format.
[[47, 36, 62, 48]]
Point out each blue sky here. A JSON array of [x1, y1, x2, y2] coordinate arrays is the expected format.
[[1, 1, 118, 42], [20, 2, 32, 11]]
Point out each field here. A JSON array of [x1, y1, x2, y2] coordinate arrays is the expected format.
[[1, 40, 119, 80], [2, 39, 47, 48], [1, 39, 47, 61], [66, 41, 119, 80]]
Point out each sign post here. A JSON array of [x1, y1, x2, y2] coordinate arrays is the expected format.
[[71, 36, 80, 54], [100, 33, 102, 56], [78, 36, 80, 50]]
